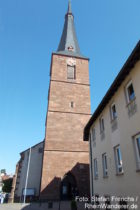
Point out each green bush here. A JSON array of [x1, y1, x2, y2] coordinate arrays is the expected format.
[[71, 200, 77, 210], [2, 178, 13, 193]]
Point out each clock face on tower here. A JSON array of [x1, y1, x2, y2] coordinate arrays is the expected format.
[[67, 58, 76, 66]]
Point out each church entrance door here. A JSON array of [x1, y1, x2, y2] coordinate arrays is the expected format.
[[60, 172, 77, 200]]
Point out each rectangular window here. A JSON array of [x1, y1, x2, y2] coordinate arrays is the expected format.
[[99, 117, 104, 133], [136, 137, 140, 158], [126, 81, 135, 103], [67, 65, 75, 79], [90, 127, 96, 147], [133, 134, 140, 170], [91, 127, 96, 147], [92, 127, 96, 141], [114, 145, 123, 174], [62, 186, 67, 194], [70, 101, 74, 108], [94, 158, 98, 179], [38, 147, 43, 153], [111, 103, 117, 120], [102, 153, 108, 177]]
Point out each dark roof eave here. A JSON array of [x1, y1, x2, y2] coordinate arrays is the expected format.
[[84, 40, 140, 141], [52, 52, 89, 61]]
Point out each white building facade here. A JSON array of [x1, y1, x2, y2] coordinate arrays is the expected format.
[[11, 141, 44, 202], [84, 41, 140, 209]]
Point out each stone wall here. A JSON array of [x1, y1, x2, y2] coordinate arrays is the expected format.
[[40, 54, 91, 200]]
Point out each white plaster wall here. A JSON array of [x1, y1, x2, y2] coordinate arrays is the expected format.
[[16, 142, 44, 198], [90, 61, 140, 207]]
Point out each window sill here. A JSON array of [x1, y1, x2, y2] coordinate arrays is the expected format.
[[116, 172, 124, 176], [100, 130, 105, 134], [103, 175, 108, 179], [111, 118, 118, 132], [100, 131, 105, 140], [110, 117, 117, 123], [94, 177, 98, 180], [67, 78, 76, 81], [126, 97, 137, 117], [126, 97, 136, 107]]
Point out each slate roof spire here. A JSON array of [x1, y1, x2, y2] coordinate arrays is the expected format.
[[57, 1, 86, 58], [67, 0, 72, 14]]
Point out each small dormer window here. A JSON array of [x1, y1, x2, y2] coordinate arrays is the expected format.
[[68, 46, 74, 51], [67, 65, 75, 79]]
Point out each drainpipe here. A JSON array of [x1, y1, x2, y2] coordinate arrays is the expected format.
[[23, 147, 32, 204], [89, 133, 94, 200]]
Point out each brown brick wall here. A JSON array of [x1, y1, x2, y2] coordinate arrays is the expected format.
[[51, 54, 90, 85], [45, 112, 90, 151], [49, 81, 90, 114], [41, 151, 90, 200], [40, 54, 91, 200]]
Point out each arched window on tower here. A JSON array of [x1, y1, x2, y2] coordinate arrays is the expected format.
[[67, 65, 76, 80]]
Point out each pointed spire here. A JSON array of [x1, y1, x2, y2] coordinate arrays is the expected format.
[[57, 1, 85, 58], [68, 0, 72, 14]]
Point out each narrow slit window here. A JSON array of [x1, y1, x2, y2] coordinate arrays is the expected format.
[[102, 153, 108, 177], [94, 158, 98, 179], [99, 117, 105, 133], [71, 101, 74, 108], [136, 137, 140, 158], [111, 103, 117, 120], [91, 127, 96, 142], [133, 134, 140, 170], [114, 145, 123, 174]]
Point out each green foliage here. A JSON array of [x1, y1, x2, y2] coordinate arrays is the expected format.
[[1, 169, 6, 174], [71, 200, 77, 210], [2, 178, 13, 193]]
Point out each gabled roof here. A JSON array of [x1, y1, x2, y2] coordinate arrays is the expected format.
[[56, 1, 87, 59], [84, 40, 140, 141]]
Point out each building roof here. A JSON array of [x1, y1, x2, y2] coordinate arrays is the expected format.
[[56, 1, 87, 59], [2, 175, 13, 181], [20, 140, 44, 155], [84, 40, 140, 141]]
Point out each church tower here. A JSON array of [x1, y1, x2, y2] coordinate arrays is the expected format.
[[40, 1, 91, 200]]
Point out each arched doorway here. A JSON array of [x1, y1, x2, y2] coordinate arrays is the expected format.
[[60, 172, 78, 200]]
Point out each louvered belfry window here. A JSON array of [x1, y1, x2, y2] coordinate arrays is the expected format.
[[67, 65, 75, 79]]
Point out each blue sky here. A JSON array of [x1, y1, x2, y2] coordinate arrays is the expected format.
[[0, 0, 140, 174]]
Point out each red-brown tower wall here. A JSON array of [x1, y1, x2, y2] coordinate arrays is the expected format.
[[40, 54, 91, 200]]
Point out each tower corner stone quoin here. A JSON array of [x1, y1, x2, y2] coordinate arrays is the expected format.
[[40, 2, 91, 201]]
